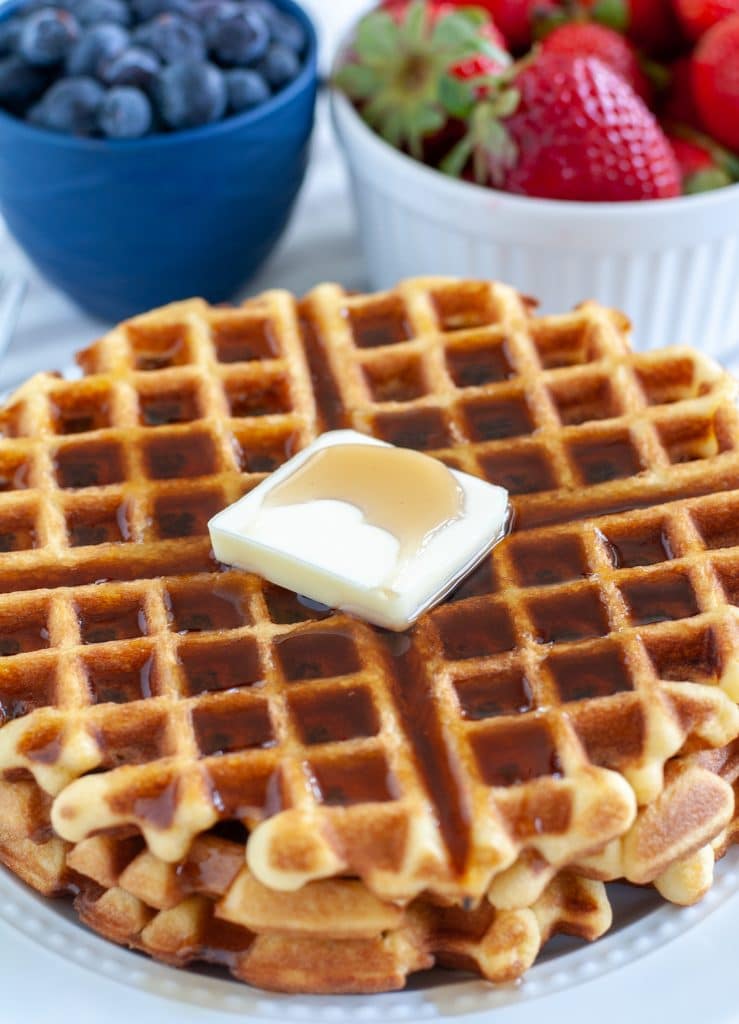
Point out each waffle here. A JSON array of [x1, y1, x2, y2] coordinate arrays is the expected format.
[[487, 741, 738, 910], [1, 277, 739, 990], [0, 773, 611, 993]]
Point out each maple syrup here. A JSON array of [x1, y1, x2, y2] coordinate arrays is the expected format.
[[264, 443, 464, 572]]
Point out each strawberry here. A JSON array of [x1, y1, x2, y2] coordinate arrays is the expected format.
[[335, 1, 511, 157], [577, 0, 684, 56], [540, 22, 651, 101], [667, 135, 730, 190], [383, 0, 555, 51], [661, 57, 703, 127], [443, 54, 681, 200], [477, 0, 561, 50], [693, 14, 739, 151], [666, 125, 739, 190], [673, 0, 739, 41], [502, 56, 680, 198], [625, 0, 684, 53]]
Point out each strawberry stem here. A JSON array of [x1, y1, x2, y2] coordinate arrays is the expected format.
[[334, 0, 504, 156]]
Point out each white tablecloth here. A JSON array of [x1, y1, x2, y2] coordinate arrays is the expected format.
[[0, 0, 369, 391]]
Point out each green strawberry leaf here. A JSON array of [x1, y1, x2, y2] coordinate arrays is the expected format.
[[591, 0, 629, 32], [640, 57, 671, 90], [473, 36, 514, 66], [439, 73, 476, 117], [489, 85, 520, 118], [440, 134, 475, 177], [415, 105, 447, 135], [451, 7, 490, 27], [406, 106, 446, 156], [431, 11, 488, 55], [383, 108, 406, 148], [401, 0, 428, 45], [723, 150, 739, 180], [684, 168, 732, 193], [531, 6, 569, 40], [476, 117, 518, 184], [333, 63, 379, 99], [355, 11, 402, 66], [439, 98, 519, 185]]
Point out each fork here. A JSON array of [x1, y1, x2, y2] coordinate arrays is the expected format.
[[0, 273, 27, 367]]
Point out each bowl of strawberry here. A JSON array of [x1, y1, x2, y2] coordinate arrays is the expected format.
[[332, 0, 739, 352], [0, 0, 317, 321]]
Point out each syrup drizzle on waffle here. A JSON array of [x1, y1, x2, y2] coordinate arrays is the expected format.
[[0, 279, 737, 914]]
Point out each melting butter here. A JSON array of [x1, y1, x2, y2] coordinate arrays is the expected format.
[[263, 444, 464, 570], [209, 430, 510, 632]]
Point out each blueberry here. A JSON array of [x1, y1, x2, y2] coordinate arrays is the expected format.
[[98, 84, 152, 136], [131, 0, 192, 18], [154, 58, 225, 128], [134, 13, 205, 62], [263, 8, 305, 54], [209, 7, 268, 66], [99, 45, 160, 87], [189, 0, 238, 43], [0, 17, 23, 57], [19, 7, 80, 66], [243, 0, 278, 22], [225, 67, 268, 112], [30, 75, 104, 133], [66, 22, 128, 75], [256, 41, 298, 89], [189, 0, 236, 28], [0, 55, 49, 113], [73, 0, 131, 26]]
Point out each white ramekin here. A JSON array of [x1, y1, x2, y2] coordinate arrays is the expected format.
[[331, 89, 739, 356]]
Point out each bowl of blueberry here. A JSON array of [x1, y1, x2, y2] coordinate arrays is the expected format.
[[0, 0, 317, 321]]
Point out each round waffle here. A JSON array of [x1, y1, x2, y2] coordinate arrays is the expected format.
[[1, 277, 739, 992]]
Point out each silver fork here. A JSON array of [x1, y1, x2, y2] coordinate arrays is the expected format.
[[0, 273, 27, 367]]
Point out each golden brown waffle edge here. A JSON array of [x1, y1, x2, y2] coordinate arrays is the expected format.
[[0, 277, 738, 928]]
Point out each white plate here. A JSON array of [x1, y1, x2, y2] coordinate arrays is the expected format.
[[1, 849, 739, 1024]]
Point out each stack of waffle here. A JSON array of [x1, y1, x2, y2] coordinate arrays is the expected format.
[[0, 277, 738, 993]]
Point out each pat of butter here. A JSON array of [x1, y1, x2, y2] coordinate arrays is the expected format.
[[208, 430, 509, 631]]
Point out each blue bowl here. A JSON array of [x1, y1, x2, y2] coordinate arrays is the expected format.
[[0, 0, 318, 322]]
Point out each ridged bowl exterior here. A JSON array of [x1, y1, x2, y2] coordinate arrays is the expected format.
[[332, 91, 739, 356]]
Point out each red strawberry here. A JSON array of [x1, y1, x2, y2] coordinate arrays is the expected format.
[[579, 0, 684, 56], [626, 0, 684, 53], [485, 55, 680, 200], [693, 14, 739, 151], [384, 0, 554, 51], [541, 23, 651, 101], [667, 134, 730, 190], [666, 125, 739, 188], [476, 0, 560, 50], [673, 0, 739, 41], [661, 57, 703, 127]]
